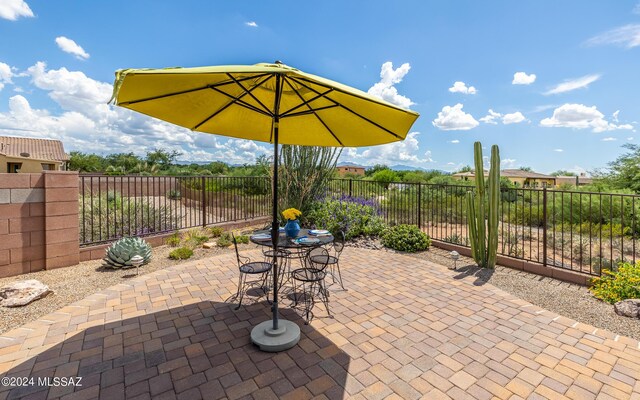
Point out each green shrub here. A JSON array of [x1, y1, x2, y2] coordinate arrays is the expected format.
[[381, 224, 431, 252], [169, 247, 193, 260], [234, 234, 249, 244], [208, 226, 224, 237], [307, 196, 386, 240], [217, 233, 232, 247], [167, 189, 181, 200], [166, 232, 181, 247], [184, 228, 209, 248], [590, 261, 640, 304]]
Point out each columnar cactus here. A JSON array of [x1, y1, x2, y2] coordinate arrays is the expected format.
[[466, 142, 500, 269], [104, 237, 152, 269]]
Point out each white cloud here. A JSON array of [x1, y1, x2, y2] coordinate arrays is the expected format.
[[245, 21, 258, 27], [602, 137, 617, 141], [544, 74, 601, 95], [0, 0, 33, 20], [540, 103, 633, 133], [55, 37, 90, 60], [0, 62, 14, 91], [449, 139, 460, 144], [586, 24, 640, 49], [628, 137, 634, 140], [367, 61, 414, 108], [502, 111, 526, 125], [501, 159, 517, 168], [613, 110, 620, 122], [480, 109, 526, 125], [432, 103, 479, 131], [448, 81, 476, 95], [512, 72, 536, 85], [553, 149, 564, 152], [342, 131, 432, 166], [0, 62, 272, 164], [634, 2, 640, 14], [479, 109, 501, 125]]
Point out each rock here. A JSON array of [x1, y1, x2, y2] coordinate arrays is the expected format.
[[0, 280, 52, 307], [203, 242, 216, 249], [614, 299, 640, 318]]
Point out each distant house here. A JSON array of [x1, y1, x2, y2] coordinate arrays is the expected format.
[[555, 173, 593, 187], [0, 136, 69, 173], [453, 169, 556, 188], [336, 164, 365, 176]]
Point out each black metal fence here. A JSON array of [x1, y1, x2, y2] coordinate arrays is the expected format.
[[78, 175, 640, 276], [79, 175, 271, 246], [327, 179, 640, 276]]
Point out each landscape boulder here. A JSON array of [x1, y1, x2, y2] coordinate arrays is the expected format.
[[614, 299, 640, 318], [0, 280, 52, 307]]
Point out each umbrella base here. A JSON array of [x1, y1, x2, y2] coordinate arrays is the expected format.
[[251, 319, 300, 352]]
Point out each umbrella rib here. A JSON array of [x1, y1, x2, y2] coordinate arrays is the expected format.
[[226, 73, 274, 116], [116, 73, 272, 106], [288, 76, 403, 140], [281, 104, 339, 117], [292, 75, 418, 116], [279, 88, 335, 117], [282, 76, 344, 146], [193, 76, 273, 130]]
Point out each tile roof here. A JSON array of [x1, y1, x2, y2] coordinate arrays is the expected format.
[[453, 169, 554, 179], [0, 136, 69, 161]]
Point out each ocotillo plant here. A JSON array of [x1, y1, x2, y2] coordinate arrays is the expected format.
[[465, 142, 500, 268]]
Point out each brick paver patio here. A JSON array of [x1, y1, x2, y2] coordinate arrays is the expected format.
[[0, 247, 639, 399]]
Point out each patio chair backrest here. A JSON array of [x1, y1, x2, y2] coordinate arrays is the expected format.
[[306, 247, 330, 272], [333, 231, 346, 255], [231, 233, 241, 266]]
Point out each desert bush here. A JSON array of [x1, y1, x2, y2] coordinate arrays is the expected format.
[[234, 234, 249, 244], [307, 196, 386, 239], [217, 233, 232, 247], [169, 247, 193, 260], [444, 233, 469, 246], [209, 226, 224, 237], [590, 261, 640, 303], [167, 189, 181, 200], [183, 228, 209, 248], [382, 224, 431, 252], [166, 232, 181, 247]]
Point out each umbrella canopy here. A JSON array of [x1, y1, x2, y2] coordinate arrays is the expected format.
[[111, 62, 418, 147], [110, 61, 419, 351]]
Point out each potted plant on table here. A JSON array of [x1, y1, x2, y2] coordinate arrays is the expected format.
[[282, 207, 302, 238]]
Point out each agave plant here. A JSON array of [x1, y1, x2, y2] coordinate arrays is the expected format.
[[104, 237, 152, 269]]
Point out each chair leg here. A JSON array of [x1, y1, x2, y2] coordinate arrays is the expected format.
[[234, 273, 246, 310], [319, 279, 332, 318], [334, 262, 346, 290]]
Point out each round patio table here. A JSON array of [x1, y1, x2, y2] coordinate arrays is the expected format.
[[250, 228, 334, 249]]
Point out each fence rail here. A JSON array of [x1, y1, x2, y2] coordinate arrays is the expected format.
[[79, 175, 271, 246], [78, 175, 640, 276], [327, 179, 640, 276]]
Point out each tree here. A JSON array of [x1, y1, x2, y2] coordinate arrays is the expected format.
[[365, 164, 390, 177], [456, 165, 472, 173], [600, 143, 640, 192], [105, 153, 142, 172], [68, 151, 105, 173], [371, 169, 399, 189], [206, 161, 228, 175], [145, 148, 181, 169], [519, 166, 533, 172], [550, 170, 575, 176]]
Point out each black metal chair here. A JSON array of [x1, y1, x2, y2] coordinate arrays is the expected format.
[[291, 247, 332, 324], [320, 231, 346, 290], [229, 233, 273, 310]]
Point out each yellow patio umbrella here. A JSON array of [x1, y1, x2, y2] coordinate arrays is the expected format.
[[110, 61, 419, 351]]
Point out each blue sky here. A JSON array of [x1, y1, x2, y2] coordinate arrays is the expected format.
[[1, 1, 639, 174]]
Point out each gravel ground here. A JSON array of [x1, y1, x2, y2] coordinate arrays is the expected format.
[[1, 234, 638, 341]]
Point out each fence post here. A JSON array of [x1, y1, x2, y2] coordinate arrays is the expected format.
[[542, 187, 547, 266], [349, 179, 353, 197], [201, 176, 206, 227], [417, 183, 422, 229]]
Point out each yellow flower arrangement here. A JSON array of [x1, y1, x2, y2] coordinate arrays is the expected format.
[[282, 208, 302, 221]]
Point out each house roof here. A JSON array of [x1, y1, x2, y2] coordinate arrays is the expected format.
[[337, 164, 365, 169], [0, 136, 69, 162]]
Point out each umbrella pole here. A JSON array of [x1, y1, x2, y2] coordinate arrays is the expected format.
[[271, 119, 280, 331], [250, 72, 300, 352]]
